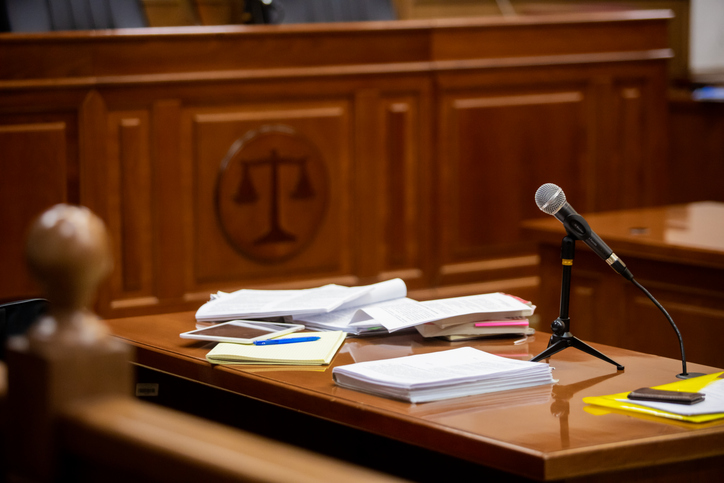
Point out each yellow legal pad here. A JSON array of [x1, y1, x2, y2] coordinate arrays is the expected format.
[[583, 372, 724, 423], [206, 331, 346, 365]]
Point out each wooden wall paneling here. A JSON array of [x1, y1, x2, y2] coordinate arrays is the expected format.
[[149, 100, 186, 311], [79, 91, 113, 312], [354, 89, 384, 282], [667, 97, 724, 204], [0, 121, 68, 301], [379, 95, 428, 287], [593, 68, 669, 211], [639, 60, 669, 208], [436, 79, 588, 287], [614, 80, 648, 209], [105, 110, 156, 310]]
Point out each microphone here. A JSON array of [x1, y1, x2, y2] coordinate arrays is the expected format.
[[534, 183, 701, 379], [535, 183, 633, 281]]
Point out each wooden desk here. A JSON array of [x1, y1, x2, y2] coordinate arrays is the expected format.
[[106, 312, 724, 482], [522, 202, 724, 369]]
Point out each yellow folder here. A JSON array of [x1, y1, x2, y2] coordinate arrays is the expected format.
[[583, 372, 724, 423]]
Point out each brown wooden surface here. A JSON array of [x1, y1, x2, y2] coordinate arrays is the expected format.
[[522, 202, 724, 369], [0, 11, 672, 319], [105, 311, 724, 482]]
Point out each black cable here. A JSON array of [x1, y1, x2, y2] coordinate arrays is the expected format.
[[630, 277, 689, 377]]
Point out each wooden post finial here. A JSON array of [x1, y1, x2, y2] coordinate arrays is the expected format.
[[23, 204, 113, 350]]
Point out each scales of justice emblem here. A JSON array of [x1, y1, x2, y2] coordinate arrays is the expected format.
[[215, 125, 328, 263]]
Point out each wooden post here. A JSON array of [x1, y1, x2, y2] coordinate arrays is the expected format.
[[6, 204, 132, 482]]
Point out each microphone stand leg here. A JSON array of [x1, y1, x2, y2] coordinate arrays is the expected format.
[[530, 333, 623, 370], [529, 235, 624, 370], [566, 336, 624, 370], [529, 335, 568, 362]]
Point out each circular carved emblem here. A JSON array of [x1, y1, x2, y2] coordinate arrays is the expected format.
[[216, 125, 328, 263]]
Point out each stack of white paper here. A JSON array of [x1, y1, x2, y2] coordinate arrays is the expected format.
[[332, 347, 554, 403]]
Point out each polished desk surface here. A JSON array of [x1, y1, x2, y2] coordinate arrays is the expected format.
[[522, 201, 724, 269], [105, 311, 724, 481]]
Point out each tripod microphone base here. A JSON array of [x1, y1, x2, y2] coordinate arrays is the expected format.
[[530, 332, 624, 371]]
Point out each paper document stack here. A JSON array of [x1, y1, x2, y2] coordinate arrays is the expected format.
[[412, 293, 535, 340], [352, 292, 535, 335], [332, 346, 554, 403], [195, 279, 536, 338], [416, 320, 533, 341], [293, 279, 408, 335], [196, 279, 407, 336]]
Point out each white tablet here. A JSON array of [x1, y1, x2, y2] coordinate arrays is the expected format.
[[180, 320, 305, 344]]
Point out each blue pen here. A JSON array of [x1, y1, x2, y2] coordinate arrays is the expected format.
[[253, 336, 321, 346]]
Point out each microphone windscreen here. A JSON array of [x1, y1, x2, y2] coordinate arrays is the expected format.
[[535, 183, 566, 215]]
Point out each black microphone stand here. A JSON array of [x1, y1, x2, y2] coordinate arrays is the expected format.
[[530, 235, 624, 370]]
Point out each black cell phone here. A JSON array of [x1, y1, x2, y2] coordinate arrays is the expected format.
[[627, 387, 705, 405]]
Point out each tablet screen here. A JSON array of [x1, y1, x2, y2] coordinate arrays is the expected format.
[[180, 320, 304, 343]]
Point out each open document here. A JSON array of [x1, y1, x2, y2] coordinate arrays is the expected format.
[[332, 347, 554, 403], [293, 279, 408, 335], [195, 278, 406, 323]]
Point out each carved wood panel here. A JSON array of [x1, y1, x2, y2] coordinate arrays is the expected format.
[[184, 102, 351, 294]]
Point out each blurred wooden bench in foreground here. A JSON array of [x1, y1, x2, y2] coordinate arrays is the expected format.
[[0, 204, 405, 483]]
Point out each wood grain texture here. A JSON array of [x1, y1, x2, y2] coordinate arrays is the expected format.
[[0, 11, 673, 317]]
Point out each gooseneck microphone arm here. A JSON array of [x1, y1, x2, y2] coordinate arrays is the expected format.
[[534, 183, 701, 379], [630, 278, 697, 379]]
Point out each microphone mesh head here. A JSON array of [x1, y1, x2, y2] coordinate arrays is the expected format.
[[535, 183, 566, 215]]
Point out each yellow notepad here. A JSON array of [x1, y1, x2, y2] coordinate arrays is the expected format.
[[583, 372, 724, 423], [206, 331, 346, 365]]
